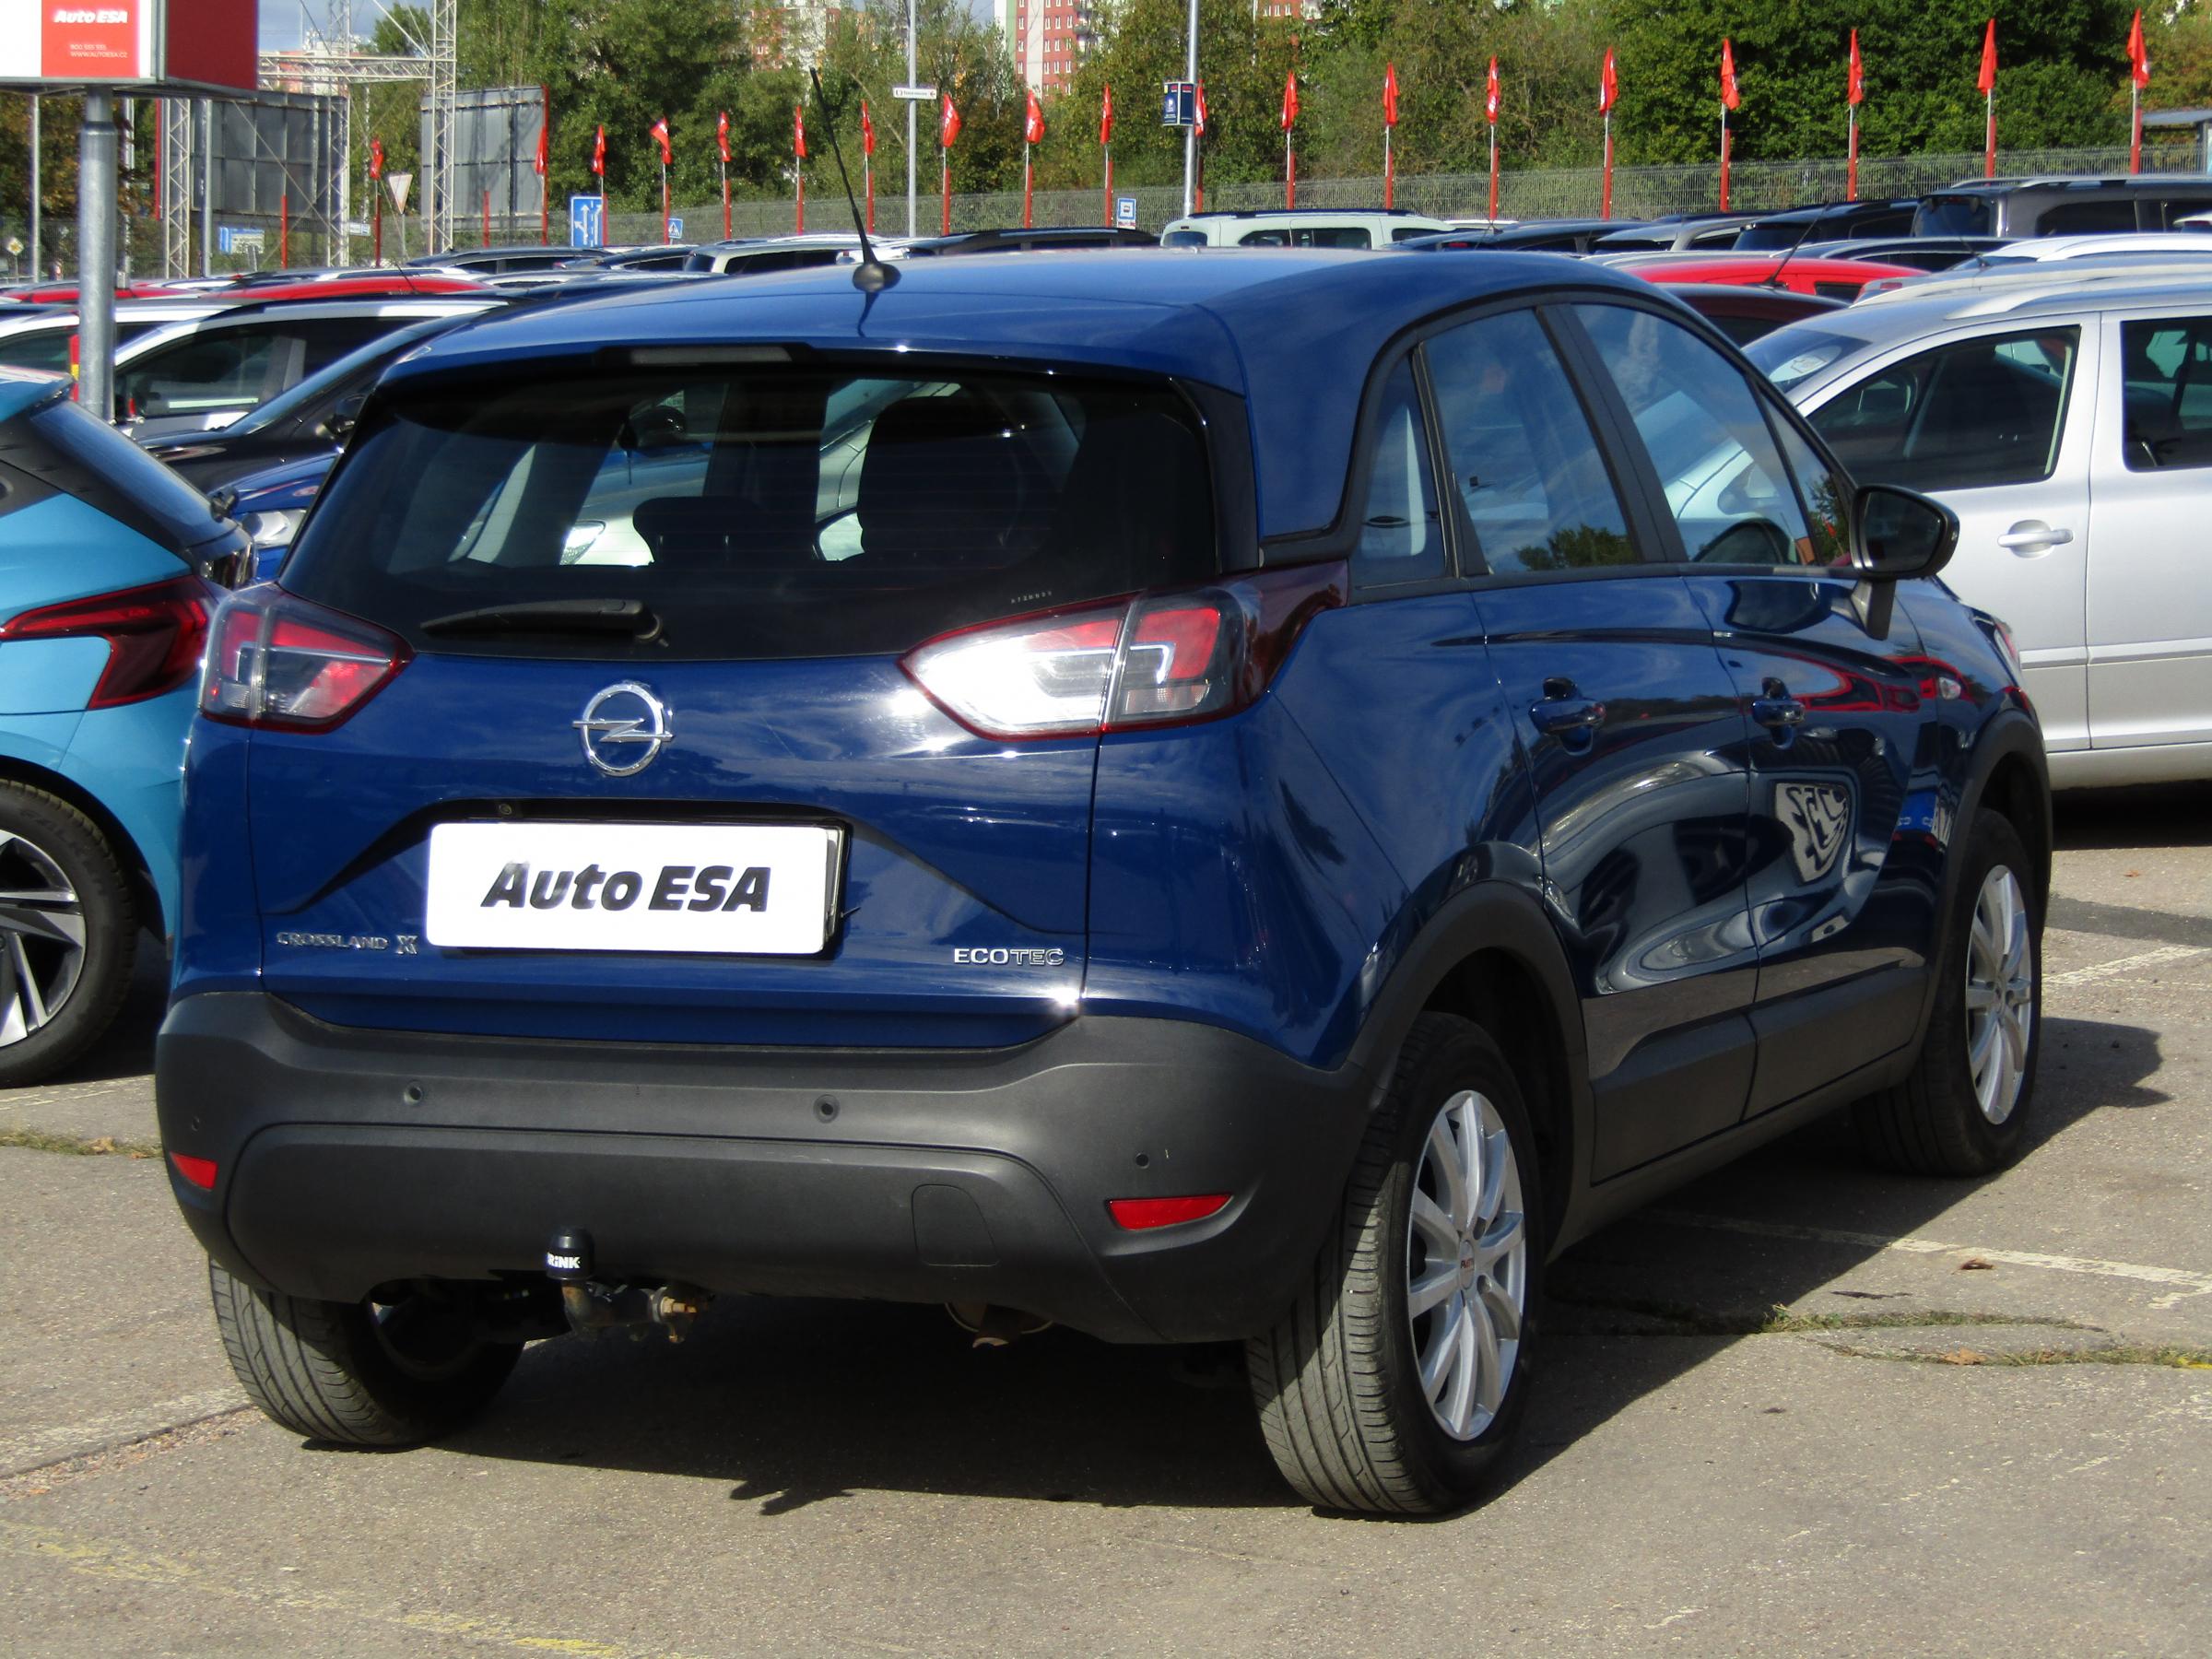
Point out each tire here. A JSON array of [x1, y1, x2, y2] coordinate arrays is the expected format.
[[0, 782, 136, 1089], [1247, 1013, 1544, 1514], [1853, 812, 2041, 1177], [209, 1264, 522, 1446]]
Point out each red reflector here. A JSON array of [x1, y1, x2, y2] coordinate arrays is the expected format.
[[1108, 1194, 1231, 1230], [169, 1152, 218, 1191]]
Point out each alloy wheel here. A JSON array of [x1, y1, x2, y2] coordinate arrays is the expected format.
[[0, 830, 86, 1047], [1406, 1088, 1528, 1441], [1964, 863, 2034, 1126]]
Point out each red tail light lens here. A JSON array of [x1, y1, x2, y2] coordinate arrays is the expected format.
[[902, 563, 1345, 742], [200, 588, 410, 730], [1, 574, 215, 709], [1109, 1194, 1231, 1230], [169, 1152, 218, 1191]]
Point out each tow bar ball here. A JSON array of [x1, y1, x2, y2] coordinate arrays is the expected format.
[[544, 1227, 711, 1344]]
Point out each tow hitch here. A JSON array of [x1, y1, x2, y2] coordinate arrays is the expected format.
[[544, 1228, 711, 1343]]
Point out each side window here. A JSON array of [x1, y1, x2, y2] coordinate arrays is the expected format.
[[2120, 317, 2212, 471], [2036, 199, 2138, 235], [294, 318, 396, 377], [2159, 197, 2212, 228], [1571, 303, 1815, 566], [1352, 359, 1444, 583], [1239, 229, 1288, 248], [118, 330, 283, 418], [1807, 328, 2077, 491], [1424, 309, 1634, 573], [1767, 416, 1853, 567]]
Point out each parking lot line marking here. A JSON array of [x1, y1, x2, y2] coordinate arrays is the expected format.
[[2046, 945, 2212, 989], [1645, 1211, 2212, 1309], [0, 1388, 247, 1477], [0, 1518, 709, 1657]]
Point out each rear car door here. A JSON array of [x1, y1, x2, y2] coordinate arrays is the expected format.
[[2088, 309, 2212, 751], [1802, 321, 2095, 754], [1568, 300, 1938, 1117], [1424, 302, 1760, 1181]]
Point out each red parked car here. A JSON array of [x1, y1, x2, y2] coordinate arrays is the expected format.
[[1607, 251, 1924, 301]]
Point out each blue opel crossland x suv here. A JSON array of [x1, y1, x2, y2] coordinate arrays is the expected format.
[[159, 253, 2050, 1512]]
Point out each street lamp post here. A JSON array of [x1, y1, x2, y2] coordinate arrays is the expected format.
[[906, 0, 919, 237], [1181, 0, 1197, 217]]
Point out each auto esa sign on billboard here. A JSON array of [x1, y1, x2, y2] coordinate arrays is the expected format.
[[0, 0, 257, 92]]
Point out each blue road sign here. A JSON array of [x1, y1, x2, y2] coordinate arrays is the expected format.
[[1116, 195, 1139, 229], [666, 217, 684, 240], [1161, 81, 1195, 128], [569, 194, 606, 248], [217, 226, 264, 255]]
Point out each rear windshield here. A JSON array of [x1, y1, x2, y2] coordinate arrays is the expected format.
[[282, 364, 1218, 660], [1735, 221, 1815, 251], [1915, 195, 1994, 237]]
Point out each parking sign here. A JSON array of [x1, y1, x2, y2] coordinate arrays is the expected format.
[[569, 194, 606, 249], [1116, 196, 1138, 230]]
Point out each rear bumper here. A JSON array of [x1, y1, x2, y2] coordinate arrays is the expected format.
[[156, 993, 1379, 1344]]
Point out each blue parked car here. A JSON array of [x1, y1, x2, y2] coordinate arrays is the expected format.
[[0, 370, 247, 1084], [159, 252, 2048, 1512]]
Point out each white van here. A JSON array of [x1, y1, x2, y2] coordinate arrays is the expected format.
[[1159, 210, 1457, 250]]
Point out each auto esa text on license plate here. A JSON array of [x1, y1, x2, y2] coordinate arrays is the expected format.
[[423, 822, 840, 955]]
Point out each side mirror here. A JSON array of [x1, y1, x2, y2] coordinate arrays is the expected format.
[[1850, 483, 1958, 641], [1853, 483, 1958, 582], [317, 390, 369, 445]]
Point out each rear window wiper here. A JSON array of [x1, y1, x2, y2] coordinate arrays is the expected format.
[[419, 597, 663, 641]]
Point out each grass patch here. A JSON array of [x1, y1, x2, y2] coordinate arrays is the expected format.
[[1842, 1343, 2212, 1371], [0, 1126, 159, 1159]]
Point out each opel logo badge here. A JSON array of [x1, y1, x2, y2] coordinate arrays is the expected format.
[[574, 682, 671, 777]]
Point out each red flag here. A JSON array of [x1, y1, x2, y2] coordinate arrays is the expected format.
[[861, 100, 876, 156], [1848, 29, 1865, 106], [1383, 62, 1399, 127], [591, 124, 606, 177], [1599, 47, 1618, 113], [1977, 18, 1997, 94], [2129, 9, 2150, 89], [369, 136, 384, 180], [650, 117, 671, 166], [794, 105, 806, 160], [1100, 82, 1112, 146], [1280, 70, 1299, 132], [1195, 81, 1209, 137], [940, 94, 961, 148], [1025, 88, 1045, 146], [1720, 39, 1739, 112], [1486, 57, 1500, 124], [534, 122, 548, 177], [716, 109, 731, 165]]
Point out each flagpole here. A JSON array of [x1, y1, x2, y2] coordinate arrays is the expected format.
[[1023, 139, 1032, 229], [1984, 89, 1995, 180], [1488, 124, 1498, 221], [1847, 107, 1858, 202], [865, 153, 874, 233], [2132, 84, 2142, 175], [941, 148, 950, 236], [661, 159, 670, 241], [1602, 112, 1613, 218], [1103, 143, 1111, 228], [1383, 124, 1393, 210], [1719, 109, 1728, 212]]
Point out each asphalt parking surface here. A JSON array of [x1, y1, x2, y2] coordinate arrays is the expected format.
[[3, 789, 2208, 1655]]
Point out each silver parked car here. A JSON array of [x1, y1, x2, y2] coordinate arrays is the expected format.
[[1750, 276, 2212, 787]]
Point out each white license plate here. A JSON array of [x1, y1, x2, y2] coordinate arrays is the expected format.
[[424, 821, 841, 955]]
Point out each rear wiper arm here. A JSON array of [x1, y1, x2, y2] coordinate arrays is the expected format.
[[419, 597, 662, 641]]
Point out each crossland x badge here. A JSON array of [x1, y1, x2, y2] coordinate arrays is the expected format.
[[575, 682, 672, 777]]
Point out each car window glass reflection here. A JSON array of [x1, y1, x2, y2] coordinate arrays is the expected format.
[[1573, 302, 1815, 566], [1423, 309, 1634, 573]]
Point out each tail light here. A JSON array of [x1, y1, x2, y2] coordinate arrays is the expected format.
[[902, 562, 1346, 741], [1, 574, 214, 709], [200, 587, 410, 730]]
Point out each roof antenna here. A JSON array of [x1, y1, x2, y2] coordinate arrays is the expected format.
[[1762, 205, 1823, 292], [810, 68, 898, 294]]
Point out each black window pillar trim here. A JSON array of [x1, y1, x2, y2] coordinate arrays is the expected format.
[[1537, 298, 1686, 567]]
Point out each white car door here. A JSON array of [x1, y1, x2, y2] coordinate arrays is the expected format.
[[1801, 319, 2097, 750], [2088, 307, 2212, 751]]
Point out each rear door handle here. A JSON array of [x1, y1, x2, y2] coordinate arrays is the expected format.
[[1996, 522, 2074, 555], [1530, 697, 1606, 735], [1751, 698, 1807, 730]]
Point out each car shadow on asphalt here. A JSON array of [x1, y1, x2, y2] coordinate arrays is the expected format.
[[424, 1011, 2163, 1519], [2053, 782, 2212, 851]]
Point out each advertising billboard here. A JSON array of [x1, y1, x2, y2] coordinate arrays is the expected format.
[[0, 0, 256, 92]]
